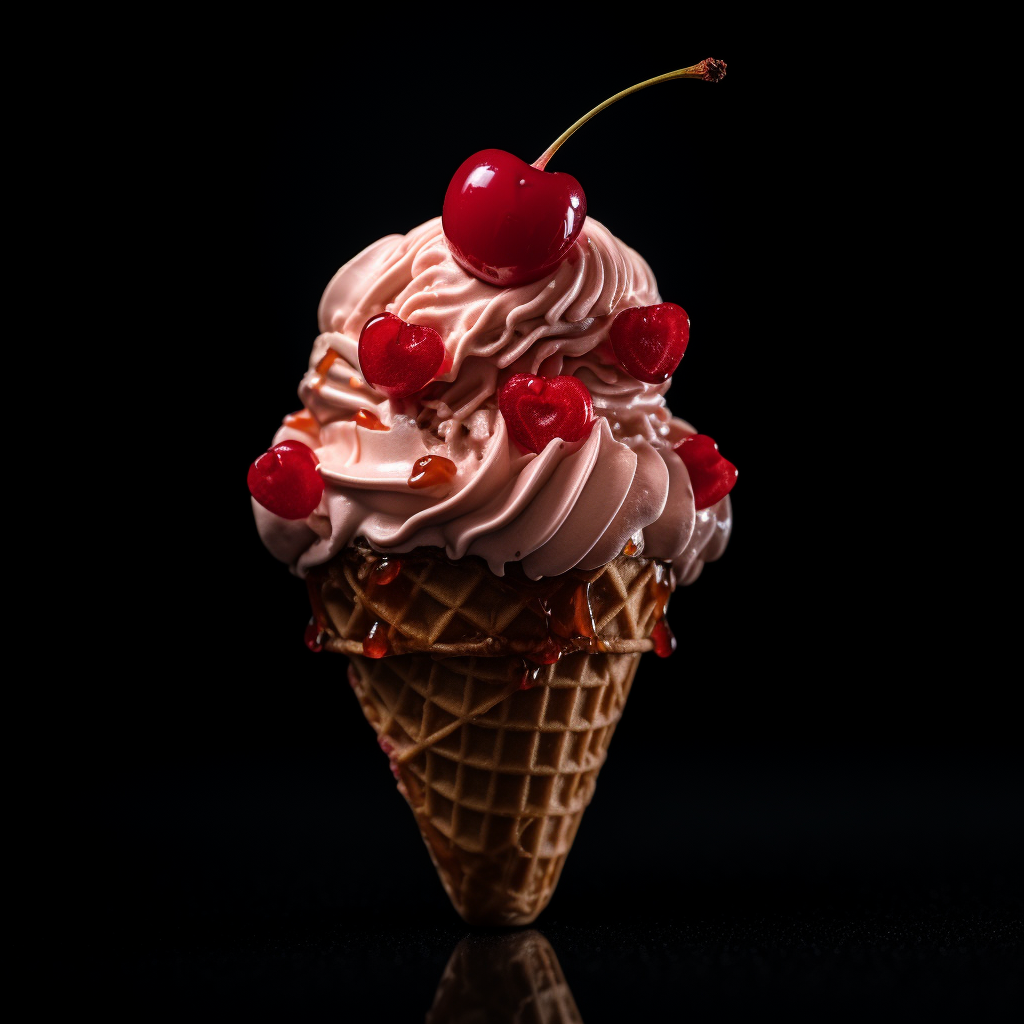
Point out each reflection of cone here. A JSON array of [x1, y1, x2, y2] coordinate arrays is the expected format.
[[426, 931, 583, 1024], [310, 545, 670, 925]]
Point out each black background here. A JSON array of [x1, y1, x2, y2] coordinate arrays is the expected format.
[[102, 35, 1020, 1018]]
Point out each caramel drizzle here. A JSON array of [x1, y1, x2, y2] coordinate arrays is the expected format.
[[284, 409, 319, 435], [352, 408, 388, 431], [313, 349, 341, 389], [330, 551, 677, 662], [408, 455, 457, 489]]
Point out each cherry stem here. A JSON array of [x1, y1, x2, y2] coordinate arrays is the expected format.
[[532, 58, 726, 171]]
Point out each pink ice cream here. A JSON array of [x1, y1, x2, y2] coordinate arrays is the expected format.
[[253, 216, 730, 585]]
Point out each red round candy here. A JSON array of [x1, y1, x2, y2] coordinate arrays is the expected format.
[[443, 149, 587, 287], [498, 374, 595, 454], [674, 434, 737, 511], [247, 440, 324, 520], [609, 303, 690, 384], [358, 312, 446, 400]]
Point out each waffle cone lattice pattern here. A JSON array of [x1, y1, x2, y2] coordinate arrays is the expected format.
[[349, 649, 639, 926], [308, 545, 669, 658]]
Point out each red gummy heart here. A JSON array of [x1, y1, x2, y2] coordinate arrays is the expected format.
[[674, 434, 737, 511], [498, 374, 595, 454], [358, 312, 446, 399], [609, 302, 690, 384], [248, 440, 324, 519], [443, 149, 587, 287]]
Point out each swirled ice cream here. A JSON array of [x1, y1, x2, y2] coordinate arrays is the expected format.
[[253, 216, 730, 585]]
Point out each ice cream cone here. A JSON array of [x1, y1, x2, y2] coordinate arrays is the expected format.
[[306, 543, 671, 660], [309, 544, 665, 925], [349, 648, 637, 925], [252, 202, 736, 927]]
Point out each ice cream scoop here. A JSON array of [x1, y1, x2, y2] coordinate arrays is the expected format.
[[252, 216, 732, 585]]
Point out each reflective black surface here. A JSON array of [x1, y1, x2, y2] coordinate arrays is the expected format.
[[426, 932, 582, 1023], [107, 739, 1020, 1017], [106, 36, 1022, 1019]]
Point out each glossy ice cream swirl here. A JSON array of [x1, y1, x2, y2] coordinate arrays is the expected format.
[[253, 217, 730, 585]]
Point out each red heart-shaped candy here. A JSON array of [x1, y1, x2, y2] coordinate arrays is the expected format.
[[443, 149, 587, 287], [498, 374, 595, 454], [358, 312, 446, 399], [248, 440, 324, 520], [674, 434, 737, 510], [609, 302, 690, 384]]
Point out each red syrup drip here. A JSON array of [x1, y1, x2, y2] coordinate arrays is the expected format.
[[304, 617, 324, 652], [305, 576, 330, 632], [652, 618, 676, 658], [408, 455, 457, 489], [363, 621, 390, 659], [370, 558, 402, 586], [649, 563, 672, 619], [352, 408, 388, 431], [518, 660, 543, 690], [527, 636, 563, 665], [548, 579, 600, 651]]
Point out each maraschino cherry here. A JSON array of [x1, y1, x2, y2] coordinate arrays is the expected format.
[[610, 302, 690, 383], [443, 59, 725, 288], [498, 374, 595, 454], [443, 151, 585, 287], [248, 440, 324, 519], [358, 312, 446, 399], [674, 434, 737, 511]]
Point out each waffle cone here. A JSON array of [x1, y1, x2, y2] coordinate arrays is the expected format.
[[307, 543, 670, 658], [349, 648, 638, 925], [426, 931, 583, 1024], [310, 545, 669, 925]]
